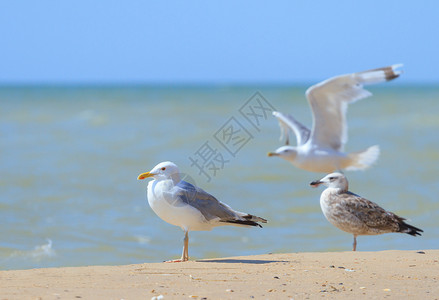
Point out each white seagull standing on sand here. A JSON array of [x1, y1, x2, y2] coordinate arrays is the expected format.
[[268, 64, 403, 173], [137, 161, 267, 262], [310, 172, 423, 251]]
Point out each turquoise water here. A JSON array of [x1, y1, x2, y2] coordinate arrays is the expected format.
[[1, 85, 438, 270]]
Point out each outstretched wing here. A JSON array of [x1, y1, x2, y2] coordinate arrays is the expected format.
[[306, 64, 402, 151], [273, 111, 311, 146]]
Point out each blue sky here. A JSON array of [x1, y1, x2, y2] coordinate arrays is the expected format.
[[0, 1, 438, 84]]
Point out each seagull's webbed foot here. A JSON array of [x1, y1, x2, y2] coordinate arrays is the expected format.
[[164, 259, 185, 263]]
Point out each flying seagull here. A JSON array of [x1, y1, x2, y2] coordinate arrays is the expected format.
[[268, 64, 403, 173], [310, 172, 423, 251], [137, 161, 267, 262]]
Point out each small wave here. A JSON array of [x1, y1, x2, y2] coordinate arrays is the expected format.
[[134, 235, 151, 245], [78, 110, 107, 126], [10, 239, 56, 262]]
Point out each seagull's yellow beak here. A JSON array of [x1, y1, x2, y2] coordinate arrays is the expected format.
[[137, 172, 155, 180], [267, 152, 277, 157]]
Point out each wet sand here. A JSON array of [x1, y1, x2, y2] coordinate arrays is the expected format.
[[1, 250, 438, 299]]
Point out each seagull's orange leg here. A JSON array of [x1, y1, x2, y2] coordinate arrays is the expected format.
[[352, 235, 357, 251], [165, 230, 189, 263], [183, 231, 189, 261]]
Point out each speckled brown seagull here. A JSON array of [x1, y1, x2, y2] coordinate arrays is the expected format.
[[310, 172, 423, 251]]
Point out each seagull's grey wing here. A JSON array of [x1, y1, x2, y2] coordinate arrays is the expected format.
[[273, 111, 310, 146], [175, 181, 267, 227], [339, 192, 401, 232], [175, 181, 242, 222], [306, 64, 402, 151]]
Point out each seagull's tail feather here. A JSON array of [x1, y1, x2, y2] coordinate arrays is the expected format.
[[243, 214, 268, 225], [396, 216, 423, 236], [345, 145, 380, 171], [221, 214, 267, 228]]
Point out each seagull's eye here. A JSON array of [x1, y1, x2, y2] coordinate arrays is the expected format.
[[161, 167, 166, 171], [329, 177, 335, 181]]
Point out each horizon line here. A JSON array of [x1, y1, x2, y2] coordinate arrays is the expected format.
[[0, 80, 436, 88]]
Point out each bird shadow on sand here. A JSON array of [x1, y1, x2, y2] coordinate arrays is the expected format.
[[196, 259, 288, 265]]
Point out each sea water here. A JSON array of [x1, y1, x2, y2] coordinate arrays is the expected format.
[[0, 85, 438, 270]]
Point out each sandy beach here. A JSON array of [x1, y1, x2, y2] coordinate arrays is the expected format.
[[1, 250, 438, 299]]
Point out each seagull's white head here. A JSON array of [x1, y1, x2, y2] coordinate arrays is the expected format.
[[267, 146, 297, 162], [310, 172, 348, 190], [137, 161, 181, 182]]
